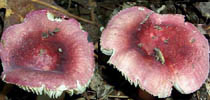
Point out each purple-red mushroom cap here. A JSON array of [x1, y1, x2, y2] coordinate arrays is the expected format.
[[0, 10, 95, 98], [100, 6, 209, 98]]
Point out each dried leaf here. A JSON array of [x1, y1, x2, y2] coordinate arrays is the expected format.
[[0, 0, 56, 29]]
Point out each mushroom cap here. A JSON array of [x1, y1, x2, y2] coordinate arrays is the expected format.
[[0, 9, 95, 98], [100, 6, 209, 98]]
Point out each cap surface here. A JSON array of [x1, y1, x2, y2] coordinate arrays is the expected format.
[[100, 6, 209, 98], [0, 9, 95, 98]]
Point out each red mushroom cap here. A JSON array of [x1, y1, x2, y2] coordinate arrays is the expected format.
[[100, 6, 209, 98], [0, 10, 95, 98]]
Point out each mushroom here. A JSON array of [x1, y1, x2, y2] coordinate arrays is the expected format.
[[0, 9, 95, 98], [100, 6, 209, 98]]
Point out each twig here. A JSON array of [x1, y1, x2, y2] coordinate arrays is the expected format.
[[90, 7, 95, 22], [98, 4, 114, 10], [108, 95, 129, 99], [31, 0, 96, 25], [88, 0, 96, 22], [94, 42, 98, 59], [67, 0, 72, 11]]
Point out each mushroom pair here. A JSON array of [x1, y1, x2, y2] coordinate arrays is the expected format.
[[0, 7, 209, 98]]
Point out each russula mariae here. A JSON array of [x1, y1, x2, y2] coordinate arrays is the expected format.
[[0, 10, 95, 98], [100, 6, 209, 98]]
